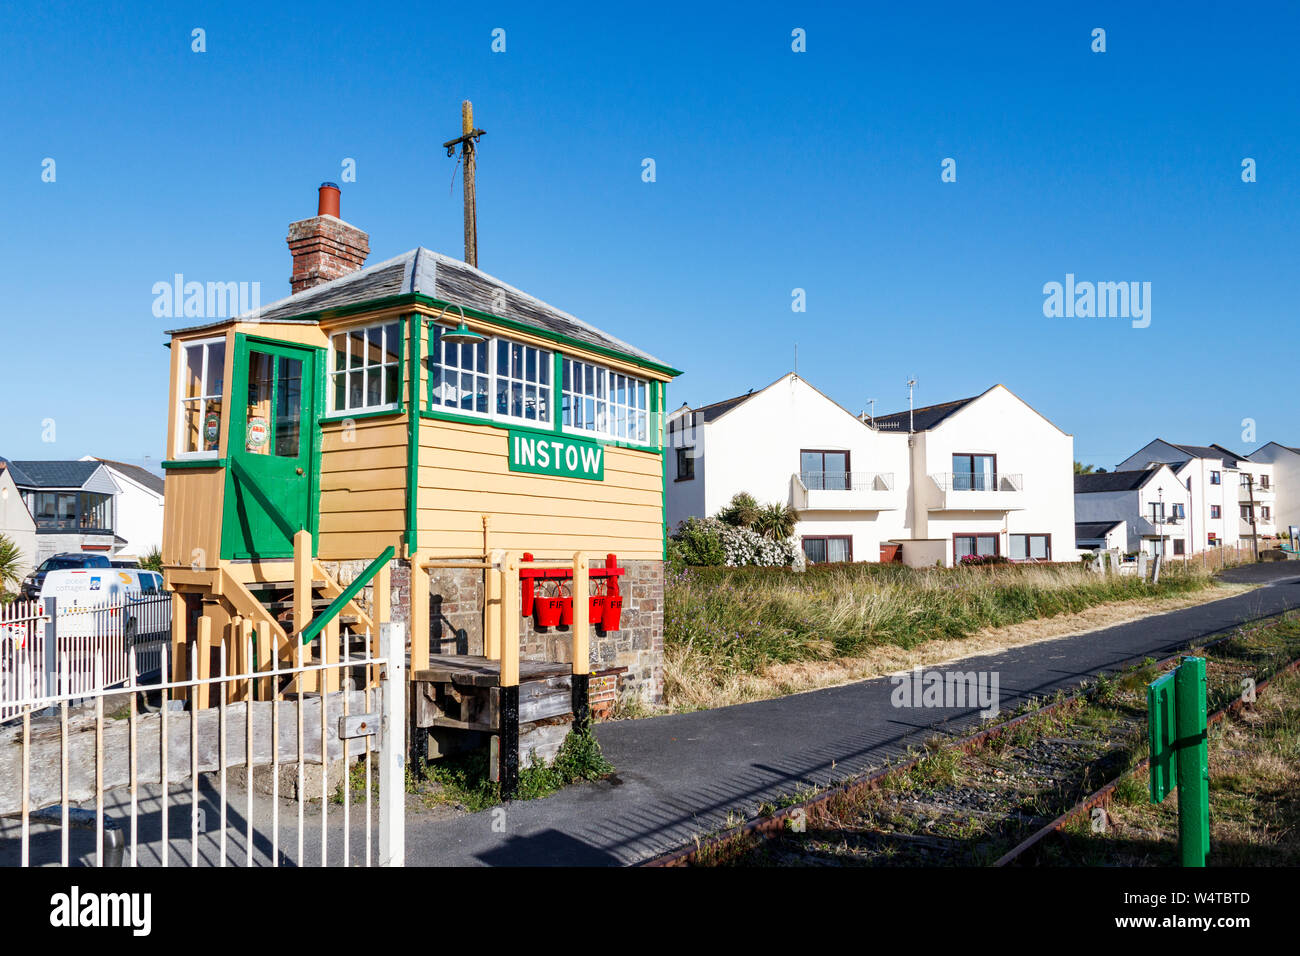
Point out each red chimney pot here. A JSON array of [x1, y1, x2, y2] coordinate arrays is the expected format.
[[317, 182, 341, 218]]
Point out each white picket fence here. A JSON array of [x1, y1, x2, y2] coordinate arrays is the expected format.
[[0, 622, 405, 868], [0, 595, 171, 722]]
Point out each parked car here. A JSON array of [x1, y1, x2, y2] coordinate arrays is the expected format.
[[19, 552, 111, 600]]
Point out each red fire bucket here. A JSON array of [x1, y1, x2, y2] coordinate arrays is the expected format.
[[589, 593, 608, 623], [601, 594, 624, 632], [557, 584, 574, 626], [534, 596, 563, 628]]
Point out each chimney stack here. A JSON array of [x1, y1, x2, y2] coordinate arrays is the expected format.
[[286, 182, 370, 293]]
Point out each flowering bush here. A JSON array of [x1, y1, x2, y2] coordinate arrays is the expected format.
[[670, 517, 803, 570]]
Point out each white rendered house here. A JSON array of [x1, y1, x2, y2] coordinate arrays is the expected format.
[[80, 457, 165, 562], [667, 375, 1077, 567], [1074, 465, 1190, 557], [1115, 441, 1265, 552], [1247, 443, 1299, 537]]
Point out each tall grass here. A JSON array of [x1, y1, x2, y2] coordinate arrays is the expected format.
[[664, 561, 1214, 706]]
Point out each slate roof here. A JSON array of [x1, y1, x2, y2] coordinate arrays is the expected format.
[[167, 247, 670, 369], [1148, 441, 1246, 469], [870, 397, 977, 432], [2, 459, 102, 489], [1074, 470, 1157, 493], [93, 459, 165, 496], [1076, 520, 1124, 539], [689, 393, 758, 424]]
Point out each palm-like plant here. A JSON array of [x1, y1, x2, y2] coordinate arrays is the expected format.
[[753, 502, 798, 541], [0, 533, 25, 597], [718, 492, 760, 529]]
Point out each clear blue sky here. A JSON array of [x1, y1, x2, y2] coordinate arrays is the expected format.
[[2, 1, 1296, 471]]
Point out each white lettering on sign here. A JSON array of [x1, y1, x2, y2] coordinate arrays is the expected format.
[[510, 432, 604, 480]]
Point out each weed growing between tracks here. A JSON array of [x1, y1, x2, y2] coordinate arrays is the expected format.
[[689, 614, 1300, 867], [665, 560, 1218, 710]]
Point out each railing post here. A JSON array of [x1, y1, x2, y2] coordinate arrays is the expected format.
[[410, 552, 429, 672], [499, 552, 521, 799], [378, 621, 406, 866], [373, 562, 390, 660], [571, 552, 591, 731], [293, 530, 313, 636], [484, 549, 503, 660], [42, 597, 57, 714]]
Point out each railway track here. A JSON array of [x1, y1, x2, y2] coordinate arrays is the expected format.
[[646, 612, 1300, 867]]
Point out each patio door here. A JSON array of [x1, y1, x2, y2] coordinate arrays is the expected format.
[[222, 339, 317, 559]]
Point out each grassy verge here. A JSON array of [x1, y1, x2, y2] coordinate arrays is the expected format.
[[665, 560, 1224, 710]]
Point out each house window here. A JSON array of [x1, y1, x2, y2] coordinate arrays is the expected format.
[[954, 533, 999, 562], [800, 450, 851, 489], [1149, 502, 1166, 522], [1260, 475, 1271, 489], [676, 447, 695, 481], [176, 337, 226, 457], [1210, 505, 1221, 519], [1009, 534, 1051, 561], [952, 454, 996, 491], [30, 491, 112, 532], [802, 536, 852, 564], [562, 359, 649, 444], [331, 321, 402, 414], [1173, 540, 1186, 555], [1173, 503, 1185, 518], [1241, 505, 1252, 520], [1210, 471, 1221, 485], [1262, 506, 1272, 521]]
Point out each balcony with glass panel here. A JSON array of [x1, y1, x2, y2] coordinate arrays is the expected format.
[[928, 471, 1025, 511], [791, 471, 900, 511]]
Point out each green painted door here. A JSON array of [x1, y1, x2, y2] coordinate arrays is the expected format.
[[221, 338, 316, 559]]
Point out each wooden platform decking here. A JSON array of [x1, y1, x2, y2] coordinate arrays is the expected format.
[[410, 655, 571, 688]]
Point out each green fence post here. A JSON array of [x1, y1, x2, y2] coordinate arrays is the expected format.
[[1174, 656, 1210, 867]]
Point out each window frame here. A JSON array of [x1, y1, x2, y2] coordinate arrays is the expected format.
[[562, 357, 651, 446], [174, 336, 227, 460], [1210, 505, 1222, 519], [675, 446, 695, 481], [1009, 533, 1051, 562], [426, 322, 555, 429], [328, 320, 404, 417], [801, 535, 853, 564], [1210, 470, 1222, 485], [954, 533, 1000, 563], [800, 449, 852, 490]]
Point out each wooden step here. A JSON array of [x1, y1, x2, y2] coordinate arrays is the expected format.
[[246, 579, 327, 592]]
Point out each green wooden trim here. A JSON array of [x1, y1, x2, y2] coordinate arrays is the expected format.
[[318, 407, 404, 424], [416, 408, 658, 454], [299, 546, 396, 645], [309, 343, 324, 554], [162, 458, 228, 470], [657, 381, 668, 560], [552, 351, 564, 434], [405, 314, 420, 552]]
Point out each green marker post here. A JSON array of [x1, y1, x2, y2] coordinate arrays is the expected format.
[[1147, 656, 1210, 867]]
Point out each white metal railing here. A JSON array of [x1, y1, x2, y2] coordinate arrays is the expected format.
[[1, 595, 171, 722], [0, 622, 405, 867], [930, 472, 1023, 492], [796, 471, 894, 492]]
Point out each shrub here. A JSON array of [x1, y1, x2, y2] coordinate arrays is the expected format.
[[672, 517, 727, 567]]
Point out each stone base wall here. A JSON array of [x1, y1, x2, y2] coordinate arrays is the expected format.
[[324, 555, 664, 705]]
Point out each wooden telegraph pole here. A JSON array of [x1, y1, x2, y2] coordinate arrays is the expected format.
[[444, 100, 486, 267], [1244, 472, 1260, 562]]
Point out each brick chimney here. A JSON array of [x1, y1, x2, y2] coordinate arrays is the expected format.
[[286, 182, 370, 293]]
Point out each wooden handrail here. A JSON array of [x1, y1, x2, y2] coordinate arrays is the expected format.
[[298, 546, 395, 646]]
